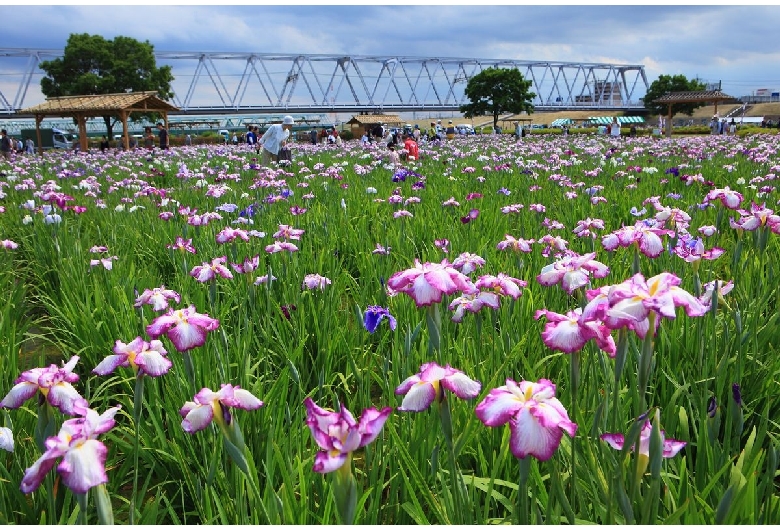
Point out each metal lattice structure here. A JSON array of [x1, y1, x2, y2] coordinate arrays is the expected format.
[[0, 48, 649, 116]]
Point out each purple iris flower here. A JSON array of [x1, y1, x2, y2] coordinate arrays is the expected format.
[[239, 203, 260, 217], [461, 209, 480, 224], [363, 306, 397, 334], [732, 383, 742, 407]]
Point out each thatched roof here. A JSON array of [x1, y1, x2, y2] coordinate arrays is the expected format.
[[653, 90, 734, 104], [346, 114, 404, 126], [18, 91, 179, 117]]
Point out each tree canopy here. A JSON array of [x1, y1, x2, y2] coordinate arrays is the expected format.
[[643, 74, 707, 116], [460, 67, 535, 129], [39, 33, 174, 139]]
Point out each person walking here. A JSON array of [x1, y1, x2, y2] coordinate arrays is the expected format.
[[258, 115, 294, 166]]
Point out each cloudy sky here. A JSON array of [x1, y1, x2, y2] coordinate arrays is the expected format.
[[3, 4, 780, 110]]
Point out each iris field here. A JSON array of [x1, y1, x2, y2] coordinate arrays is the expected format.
[[0, 132, 778, 524]]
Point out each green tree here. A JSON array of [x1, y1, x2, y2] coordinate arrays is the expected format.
[[460, 67, 535, 130], [643, 74, 706, 116], [39, 33, 174, 139]]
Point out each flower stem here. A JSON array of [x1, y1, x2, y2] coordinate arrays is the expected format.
[[637, 313, 657, 415], [333, 457, 357, 524], [426, 303, 442, 362], [182, 351, 197, 392], [569, 349, 580, 519], [94, 483, 114, 525], [76, 492, 89, 525], [130, 374, 145, 525], [517, 457, 531, 525], [612, 329, 629, 431]]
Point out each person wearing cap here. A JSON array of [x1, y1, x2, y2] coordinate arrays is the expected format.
[[259, 115, 294, 166], [446, 120, 456, 140]]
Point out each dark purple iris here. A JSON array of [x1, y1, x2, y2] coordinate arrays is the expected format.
[[363, 306, 397, 334]]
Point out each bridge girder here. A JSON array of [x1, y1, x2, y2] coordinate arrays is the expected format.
[[0, 48, 649, 117]]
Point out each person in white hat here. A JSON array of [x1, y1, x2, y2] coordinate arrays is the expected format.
[[258, 115, 295, 166]]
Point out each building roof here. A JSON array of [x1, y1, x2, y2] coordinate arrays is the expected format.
[[18, 91, 179, 117], [653, 90, 734, 104], [587, 116, 645, 125], [346, 114, 404, 125]]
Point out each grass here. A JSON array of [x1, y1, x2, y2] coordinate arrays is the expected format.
[[0, 132, 778, 524]]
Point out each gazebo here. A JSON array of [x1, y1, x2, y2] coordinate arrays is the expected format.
[[346, 114, 404, 137], [653, 89, 734, 137], [18, 91, 179, 153]]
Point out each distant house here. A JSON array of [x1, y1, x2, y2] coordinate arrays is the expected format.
[[346, 114, 404, 137]]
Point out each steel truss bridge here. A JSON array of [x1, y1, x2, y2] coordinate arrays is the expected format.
[[0, 48, 649, 120]]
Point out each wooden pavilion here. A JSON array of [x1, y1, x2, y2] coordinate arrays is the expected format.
[[18, 91, 179, 153], [346, 114, 404, 137], [653, 90, 734, 137]]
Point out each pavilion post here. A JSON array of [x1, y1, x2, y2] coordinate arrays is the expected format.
[[77, 115, 88, 152], [666, 104, 673, 138], [35, 114, 44, 155], [120, 110, 129, 150]]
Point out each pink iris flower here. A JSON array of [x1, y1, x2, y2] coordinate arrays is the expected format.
[[180, 384, 264, 434], [496, 234, 535, 253], [302, 273, 332, 291], [304, 398, 391, 473], [601, 221, 675, 258], [699, 279, 735, 310], [190, 256, 233, 282], [705, 186, 743, 209], [1, 356, 89, 415], [216, 227, 250, 244], [93, 337, 172, 377], [387, 259, 477, 307], [536, 252, 610, 294], [588, 272, 707, 339], [448, 291, 500, 322], [474, 273, 527, 299], [372, 243, 391, 255], [1, 240, 18, 250], [146, 305, 220, 352], [653, 204, 691, 230], [89, 256, 118, 270], [273, 224, 305, 240], [729, 202, 780, 232], [395, 362, 481, 411], [167, 236, 197, 254], [265, 241, 299, 254], [534, 308, 616, 357], [21, 406, 121, 494], [230, 255, 261, 275], [572, 218, 605, 239], [671, 236, 725, 264], [134, 285, 181, 312], [600, 421, 686, 458], [452, 252, 486, 275], [475, 378, 577, 461]]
